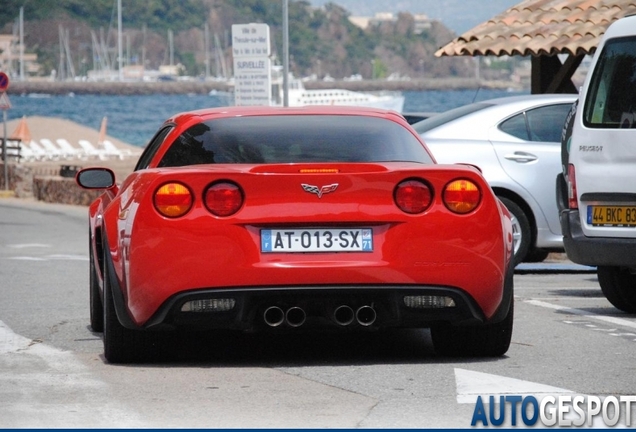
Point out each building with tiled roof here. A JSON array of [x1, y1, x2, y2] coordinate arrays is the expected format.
[[435, 0, 636, 93]]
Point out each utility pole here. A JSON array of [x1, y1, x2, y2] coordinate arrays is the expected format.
[[19, 7, 24, 81], [117, 0, 123, 81], [204, 23, 210, 79], [283, 0, 289, 107], [168, 29, 174, 66]]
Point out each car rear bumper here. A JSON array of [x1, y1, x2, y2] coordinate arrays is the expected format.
[[561, 209, 636, 267], [128, 284, 510, 332]]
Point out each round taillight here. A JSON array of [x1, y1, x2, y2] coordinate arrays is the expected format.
[[204, 182, 243, 217], [154, 182, 193, 218], [394, 179, 432, 214], [443, 179, 481, 214]]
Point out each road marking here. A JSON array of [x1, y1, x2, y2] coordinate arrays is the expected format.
[[6, 243, 52, 249], [0, 320, 145, 427], [525, 299, 636, 330], [455, 368, 572, 404], [5, 257, 47, 261], [6, 254, 88, 261], [0, 320, 31, 354]]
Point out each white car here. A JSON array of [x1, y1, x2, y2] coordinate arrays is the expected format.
[[413, 94, 577, 265], [559, 15, 636, 312]]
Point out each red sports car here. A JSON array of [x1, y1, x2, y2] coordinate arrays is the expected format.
[[76, 106, 514, 363]]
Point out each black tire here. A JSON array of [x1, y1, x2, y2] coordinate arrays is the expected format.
[[523, 248, 550, 263], [597, 266, 636, 313], [89, 238, 104, 333], [102, 246, 164, 364], [498, 197, 531, 266], [431, 297, 514, 357]]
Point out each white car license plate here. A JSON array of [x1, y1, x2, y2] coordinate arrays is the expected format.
[[261, 228, 373, 253], [587, 205, 636, 227]]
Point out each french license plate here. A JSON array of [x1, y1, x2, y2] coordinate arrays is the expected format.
[[587, 205, 636, 227], [261, 228, 373, 253]]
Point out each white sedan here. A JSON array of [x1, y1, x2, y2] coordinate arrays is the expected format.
[[413, 94, 577, 265]]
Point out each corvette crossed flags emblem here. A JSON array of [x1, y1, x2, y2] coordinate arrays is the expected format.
[[301, 183, 339, 198]]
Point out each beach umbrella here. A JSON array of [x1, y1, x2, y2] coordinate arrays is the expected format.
[[98, 116, 108, 145], [10, 116, 31, 143]]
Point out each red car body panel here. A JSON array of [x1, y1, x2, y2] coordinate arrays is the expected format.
[[82, 106, 513, 332]]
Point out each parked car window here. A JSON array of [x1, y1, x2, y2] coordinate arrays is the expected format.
[[499, 104, 573, 143], [499, 113, 530, 140], [583, 35, 636, 128], [158, 115, 433, 167], [526, 104, 573, 142], [411, 102, 493, 134]]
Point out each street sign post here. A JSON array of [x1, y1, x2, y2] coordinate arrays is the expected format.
[[1, 71, 11, 191]]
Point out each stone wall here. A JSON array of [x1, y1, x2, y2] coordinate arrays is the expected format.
[[0, 163, 34, 197], [32, 176, 102, 205], [1, 162, 101, 205]]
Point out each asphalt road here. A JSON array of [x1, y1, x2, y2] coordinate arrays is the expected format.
[[1, 198, 635, 428]]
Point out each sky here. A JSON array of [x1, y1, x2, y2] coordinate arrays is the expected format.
[[307, 0, 522, 35]]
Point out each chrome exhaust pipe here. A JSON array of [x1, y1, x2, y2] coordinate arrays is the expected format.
[[356, 305, 376, 326], [333, 305, 355, 326], [264, 306, 285, 327], [285, 306, 306, 327]]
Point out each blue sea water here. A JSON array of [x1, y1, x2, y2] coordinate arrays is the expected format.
[[4, 88, 526, 147]]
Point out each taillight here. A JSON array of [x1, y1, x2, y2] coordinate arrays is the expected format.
[[443, 179, 481, 214], [154, 182, 193, 218], [394, 179, 432, 214], [567, 164, 578, 209], [204, 182, 243, 216]]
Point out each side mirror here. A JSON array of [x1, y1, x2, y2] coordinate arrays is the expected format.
[[76, 168, 116, 189]]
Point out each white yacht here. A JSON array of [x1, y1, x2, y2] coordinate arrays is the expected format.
[[271, 66, 405, 112]]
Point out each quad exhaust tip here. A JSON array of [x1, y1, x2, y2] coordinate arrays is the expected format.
[[264, 306, 306, 328], [356, 305, 376, 326], [333, 305, 355, 326], [264, 306, 285, 327], [285, 306, 306, 327], [265, 304, 375, 327]]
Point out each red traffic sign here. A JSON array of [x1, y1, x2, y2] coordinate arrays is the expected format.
[[0, 72, 9, 92]]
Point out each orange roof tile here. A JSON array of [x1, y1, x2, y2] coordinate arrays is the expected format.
[[435, 0, 636, 57]]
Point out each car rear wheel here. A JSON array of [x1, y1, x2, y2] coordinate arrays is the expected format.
[[430, 297, 513, 357], [597, 266, 636, 313], [102, 247, 165, 364], [499, 197, 531, 266], [89, 238, 104, 333]]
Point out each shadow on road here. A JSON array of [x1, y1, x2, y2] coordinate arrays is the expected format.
[[98, 327, 509, 367]]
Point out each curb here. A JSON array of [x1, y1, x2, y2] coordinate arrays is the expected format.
[[0, 190, 16, 198]]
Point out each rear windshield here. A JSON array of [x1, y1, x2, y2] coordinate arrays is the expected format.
[[584, 36, 636, 128], [158, 115, 433, 167]]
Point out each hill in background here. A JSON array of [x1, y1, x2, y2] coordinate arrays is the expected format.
[[0, 0, 511, 82], [307, 0, 519, 34]]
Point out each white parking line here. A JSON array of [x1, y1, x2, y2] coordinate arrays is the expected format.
[[525, 299, 636, 330], [6, 243, 52, 249], [0, 320, 145, 427], [5, 254, 88, 261]]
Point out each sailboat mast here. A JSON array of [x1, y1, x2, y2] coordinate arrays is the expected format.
[[117, 0, 123, 81], [19, 7, 24, 81], [204, 23, 210, 79]]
